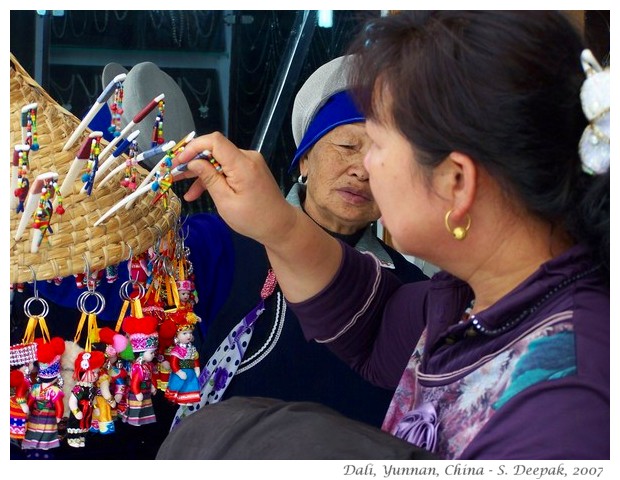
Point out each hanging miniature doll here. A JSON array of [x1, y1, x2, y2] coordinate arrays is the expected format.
[[60, 340, 83, 417], [91, 327, 133, 430], [10, 342, 38, 445], [21, 337, 66, 456], [66, 350, 106, 448], [164, 310, 201, 405], [123, 315, 159, 426], [88, 343, 117, 435], [155, 318, 177, 392], [108, 341, 134, 424], [130, 251, 152, 285], [142, 295, 165, 324], [176, 279, 193, 308]]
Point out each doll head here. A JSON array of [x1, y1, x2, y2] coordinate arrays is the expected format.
[[169, 310, 199, 345], [123, 315, 159, 360], [175, 329, 194, 345], [73, 350, 106, 382], [176, 279, 195, 304], [140, 348, 156, 363]]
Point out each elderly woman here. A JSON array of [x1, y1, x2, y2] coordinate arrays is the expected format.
[[175, 56, 427, 429], [168, 12, 609, 460]]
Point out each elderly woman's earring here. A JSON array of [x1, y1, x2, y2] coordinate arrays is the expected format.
[[444, 209, 471, 240], [298, 175, 307, 185]]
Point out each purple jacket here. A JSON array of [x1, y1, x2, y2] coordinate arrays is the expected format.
[[291, 244, 609, 459]]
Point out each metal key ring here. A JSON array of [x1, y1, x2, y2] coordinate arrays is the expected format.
[[24, 296, 49, 318], [119, 279, 145, 301], [77, 290, 106, 315]]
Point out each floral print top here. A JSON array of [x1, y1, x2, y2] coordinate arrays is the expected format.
[[383, 311, 575, 459]]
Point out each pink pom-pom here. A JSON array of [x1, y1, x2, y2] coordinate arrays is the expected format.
[[112, 334, 128, 354]]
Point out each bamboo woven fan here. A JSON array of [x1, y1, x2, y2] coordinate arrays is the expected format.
[[10, 53, 181, 284]]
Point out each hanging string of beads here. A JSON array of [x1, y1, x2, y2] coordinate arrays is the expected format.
[[82, 134, 102, 195], [22, 104, 39, 151], [151, 98, 165, 147], [150, 150, 174, 208], [109, 82, 124, 138], [13, 145, 31, 214], [120, 138, 140, 191], [31, 178, 64, 251]]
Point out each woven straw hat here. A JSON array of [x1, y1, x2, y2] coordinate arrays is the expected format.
[[10, 54, 181, 284]]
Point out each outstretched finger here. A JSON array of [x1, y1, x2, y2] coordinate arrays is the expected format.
[[174, 131, 242, 175], [183, 153, 234, 203]]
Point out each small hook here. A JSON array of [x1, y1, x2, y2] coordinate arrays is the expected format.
[[29, 266, 38, 299], [126, 245, 140, 283], [82, 253, 96, 292]]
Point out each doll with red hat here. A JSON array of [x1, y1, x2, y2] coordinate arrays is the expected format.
[[129, 251, 153, 287], [10, 341, 37, 444], [123, 315, 159, 426], [164, 310, 201, 405], [66, 350, 106, 447], [21, 337, 66, 455]]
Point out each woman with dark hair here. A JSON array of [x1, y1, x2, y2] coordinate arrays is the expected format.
[[170, 11, 609, 459]]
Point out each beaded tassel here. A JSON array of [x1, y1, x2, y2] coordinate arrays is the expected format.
[[81, 136, 102, 196], [151, 99, 165, 147], [120, 139, 139, 191], [150, 151, 174, 207], [53, 180, 65, 215], [109, 84, 124, 138], [31, 178, 63, 250], [14, 146, 30, 214], [24, 106, 39, 151]]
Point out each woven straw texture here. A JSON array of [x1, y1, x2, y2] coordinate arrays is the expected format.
[[10, 53, 181, 284]]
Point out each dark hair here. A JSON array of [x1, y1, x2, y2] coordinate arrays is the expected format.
[[348, 11, 609, 280]]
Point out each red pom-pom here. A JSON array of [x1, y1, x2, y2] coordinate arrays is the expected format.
[[10, 369, 25, 387], [98, 326, 117, 345], [55, 205, 65, 215], [74, 350, 106, 374], [122, 315, 158, 335], [158, 319, 177, 341], [158, 319, 177, 351], [35, 336, 65, 363]]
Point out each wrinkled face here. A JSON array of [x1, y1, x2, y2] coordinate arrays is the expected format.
[[300, 123, 379, 235]]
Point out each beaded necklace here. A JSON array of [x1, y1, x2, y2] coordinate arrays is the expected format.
[[465, 265, 600, 337]]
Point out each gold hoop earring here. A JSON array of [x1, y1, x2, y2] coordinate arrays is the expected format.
[[444, 209, 471, 240]]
